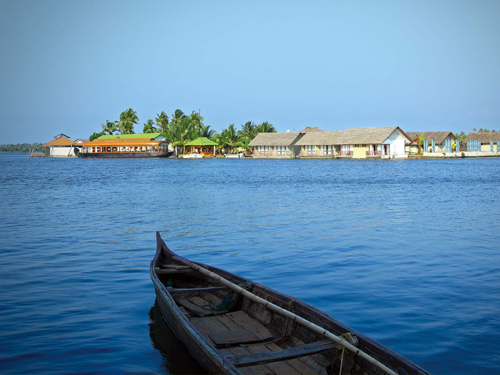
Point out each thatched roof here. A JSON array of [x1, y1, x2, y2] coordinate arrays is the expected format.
[[300, 127, 324, 133], [295, 131, 345, 146], [42, 135, 75, 147], [296, 127, 410, 146], [466, 132, 500, 143], [406, 131, 455, 144], [249, 132, 301, 146], [343, 127, 412, 144]]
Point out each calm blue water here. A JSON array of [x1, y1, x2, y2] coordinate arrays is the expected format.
[[0, 153, 499, 375]]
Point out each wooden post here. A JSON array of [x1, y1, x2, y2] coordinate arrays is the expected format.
[[431, 140, 435, 153], [491, 140, 494, 152]]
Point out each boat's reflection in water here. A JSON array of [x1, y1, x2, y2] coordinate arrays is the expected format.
[[149, 301, 207, 375]]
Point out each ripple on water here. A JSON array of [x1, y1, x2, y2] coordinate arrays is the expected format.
[[0, 155, 499, 374]]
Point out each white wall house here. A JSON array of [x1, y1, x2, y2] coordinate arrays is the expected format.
[[42, 134, 79, 157]]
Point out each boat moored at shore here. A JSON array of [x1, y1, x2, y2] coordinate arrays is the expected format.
[[79, 133, 173, 158]]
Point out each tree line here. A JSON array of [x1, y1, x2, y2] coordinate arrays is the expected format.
[[90, 108, 277, 154], [0, 143, 43, 153]]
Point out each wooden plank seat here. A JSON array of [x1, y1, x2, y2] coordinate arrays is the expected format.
[[225, 340, 337, 367]]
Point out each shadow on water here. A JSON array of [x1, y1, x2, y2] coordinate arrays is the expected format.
[[149, 301, 206, 375]]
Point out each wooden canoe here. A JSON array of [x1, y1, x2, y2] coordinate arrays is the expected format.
[[150, 232, 431, 375]]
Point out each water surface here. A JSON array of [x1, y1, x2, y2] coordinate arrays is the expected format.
[[0, 154, 499, 374]]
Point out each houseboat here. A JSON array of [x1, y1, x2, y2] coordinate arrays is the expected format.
[[79, 133, 173, 158]]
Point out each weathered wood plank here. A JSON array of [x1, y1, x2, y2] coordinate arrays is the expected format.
[[225, 311, 273, 341], [245, 344, 303, 375], [216, 314, 244, 332], [226, 340, 336, 368], [223, 347, 270, 375], [265, 342, 324, 375], [210, 329, 265, 346], [175, 297, 219, 317]]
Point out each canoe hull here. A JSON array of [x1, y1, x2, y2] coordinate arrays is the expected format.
[[150, 232, 431, 375]]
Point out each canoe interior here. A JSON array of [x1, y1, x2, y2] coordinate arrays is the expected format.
[[152, 234, 430, 375]]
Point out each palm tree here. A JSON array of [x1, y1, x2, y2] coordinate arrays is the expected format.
[[213, 133, 226, 154], [101, 120, 117, 135], [155, 111, 169, 133], [416, 132, 427, 155], [118, 108, 139, 134], [256, 121, 276, 133], [190, 111, 204, 134], [221, 124, 241, 154], [171, 109, 186, 127], [238, 121, 257, 146], [143, 119, 157, 133], [200, 124, 216, 139], [167, 116, 198, 154]]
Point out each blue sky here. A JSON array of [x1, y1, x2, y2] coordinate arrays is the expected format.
[[1, 0, 499, 143]]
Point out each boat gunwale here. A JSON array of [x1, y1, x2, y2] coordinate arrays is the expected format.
[[150, 232, 240, 374]]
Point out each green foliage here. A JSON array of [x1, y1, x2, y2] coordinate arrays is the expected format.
[[256, 121, 276, 133], [416, 132, 427, 154], [143, 119, 157, 133], [101, 120, 117, 135], [89, 131, 105, 141], [118, 108, 139, 134], [0, 143, 44, 152], [200, 124, 216, 139], [477, 128, 498, 133], [455, 131, 467, 145], [155, 111, 169, 133], [90, 108, 277, 155]]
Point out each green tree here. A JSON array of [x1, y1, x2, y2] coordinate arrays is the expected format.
[[118, 108, 139, 134], [455, 131, 467, 147], [90, 131, 105, 141], [200, 124, 216, 139], [190, 111, 204, 133], [416, 132, 427, 155], [155, 111, 169, 133], [256, 121, 276, 134], [238, 121, 257, 150], [220, 124, 241, 154], [166, 116, 198, 153], [171, 109, 186, 126], [101, 120, 117, 135], [143, 119, 157, 133]]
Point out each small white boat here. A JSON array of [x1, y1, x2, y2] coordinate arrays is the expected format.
[[225, 153, 243, 158], [182, 153, 204, 159]]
